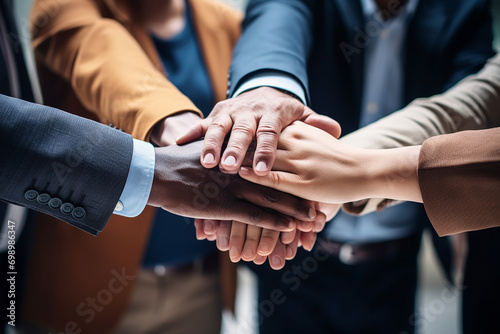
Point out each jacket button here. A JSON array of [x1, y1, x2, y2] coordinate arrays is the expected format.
[[60, 203, 75, 215], [25, 190, 39, 201], [37, 193, 51, 204], [72, 207, 86, 219], [49, 198, 63, 209]]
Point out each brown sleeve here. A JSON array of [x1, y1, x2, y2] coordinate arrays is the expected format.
[[419, 128, 500, 236], [30, 0, 202, 141]]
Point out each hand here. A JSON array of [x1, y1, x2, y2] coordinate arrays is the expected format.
[[318, 202, 341, 221], [195, 202, 328, 268], [239, 121, 422, 204], [195, 219, 299, 270], [176, 87, 341, 175], [151, 112, 202, 146], [147, 140, 319, 231]]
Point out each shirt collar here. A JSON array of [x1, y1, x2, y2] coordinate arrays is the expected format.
[[360, 0, 419, 20]]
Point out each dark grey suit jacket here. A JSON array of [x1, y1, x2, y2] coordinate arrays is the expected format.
[[0, 95, 133, 235]]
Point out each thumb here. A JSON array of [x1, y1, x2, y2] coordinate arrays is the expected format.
[[239, 167, 299, 197], [176, 120, 208, 145], [303, 114, 342, 139]]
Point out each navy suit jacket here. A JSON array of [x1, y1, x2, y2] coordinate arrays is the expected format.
[[229, 0, 495, 135], [0, 95, 133, 235]]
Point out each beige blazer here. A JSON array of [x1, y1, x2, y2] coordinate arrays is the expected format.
[[341, 54, 500, 236]]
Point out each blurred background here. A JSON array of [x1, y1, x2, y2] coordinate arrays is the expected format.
[[11, 0, 500, 333]]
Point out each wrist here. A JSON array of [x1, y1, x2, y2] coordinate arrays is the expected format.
[[151, 112, 202, 147], [369, 146, 422, 202], [147, 146, 173, 208]]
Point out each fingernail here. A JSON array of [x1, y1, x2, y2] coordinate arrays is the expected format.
[[203, 153, 215, 165], [229, 247, 239, 260], [271, 256, 283, 268], [219, 236, 229, 249], [286, 246, 294, 259], [287, 221, 296, 230], [313, 220, 324, 232], [204, 220, 214, 233], [255, 161, 268, 172], [223, 155, 237, 167], [239, 167, 251, 175], [259, 243, 270, 255], [242, 248, 254, 259], [308, 207, 317, 219]]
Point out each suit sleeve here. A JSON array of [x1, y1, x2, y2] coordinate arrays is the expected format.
[[342, 54, 500, 215], [418, 128, 500, 236], [0, 95, 133, 235], [228, 0, 317, 101], [30, 0, 201, 141]]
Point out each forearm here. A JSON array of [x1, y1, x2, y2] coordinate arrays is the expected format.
[[367, 146, 422, 203], [0, 95, 132, 234]]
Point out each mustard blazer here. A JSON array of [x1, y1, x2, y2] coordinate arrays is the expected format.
[[23, 0, 241, 332]]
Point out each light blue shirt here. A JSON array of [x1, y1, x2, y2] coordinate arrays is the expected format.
[[113, 139, 155, 218]]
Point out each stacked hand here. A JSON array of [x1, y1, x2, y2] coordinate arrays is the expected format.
[[176, 87, 343, 269], [194, 201, 340, 270]]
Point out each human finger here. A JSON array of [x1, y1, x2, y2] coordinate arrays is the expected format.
[[176, 118, 210, 145], [199, 114, 233, 169], [194, 219, 208, 240], [302, 112, 342, 139], [268, 240, 286, 270], [229, 221, 247, 263], [300, 231, 318, 251], [241, 225, 263, 261], [286, 231, 300, 260], [257, 229, 280, 257], [234, 180, 316, 222], [220, 117, 258, 173], [280, 229, 296, 245], [253, 254, 267, 265], [203, 219, 219, 236], [216, 220, 232, 251]]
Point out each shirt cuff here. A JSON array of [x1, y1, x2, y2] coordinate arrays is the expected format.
[[232, 71, 307, 105], [114, 139, 155, 217]]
